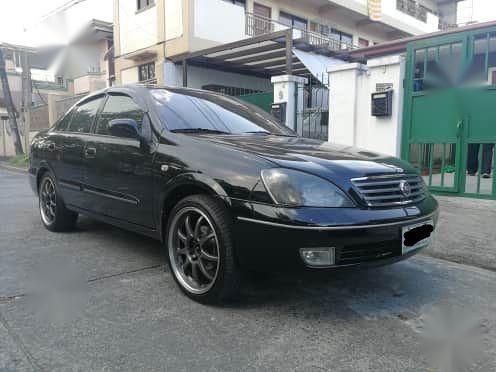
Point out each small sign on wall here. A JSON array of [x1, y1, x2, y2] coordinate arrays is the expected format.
[[376, 83, 393, 92]]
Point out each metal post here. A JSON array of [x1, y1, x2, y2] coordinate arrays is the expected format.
[[182, 59, 188, 87], [285, 30, 293, 75], [0, 48, 24, 155], [21, 51, 32, 153]]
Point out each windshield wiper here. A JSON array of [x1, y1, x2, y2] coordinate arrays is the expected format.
[[170, 128, 231, 135], [242, 131, 271, 135]]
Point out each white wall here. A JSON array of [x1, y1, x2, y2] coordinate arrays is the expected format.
[[193, 0, 247, 44], [328, 55, 405, 157], [382, 0, 439, 35], [121, 66, 139, 85], [118, 0, 157, 55], [321, 0, 438, 36], [166, 0, 183, 41], [164, 61, 272, 92]]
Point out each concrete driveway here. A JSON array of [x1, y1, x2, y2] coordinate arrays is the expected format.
[[1, 168, 495, 371]]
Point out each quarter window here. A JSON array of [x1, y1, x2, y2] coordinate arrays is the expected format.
[[55, 111, 73, 131], [67, 97, 104, 133], [95, 95, 144, 137]]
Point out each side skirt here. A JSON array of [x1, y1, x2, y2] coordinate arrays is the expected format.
[[67, 204, 161, 241]]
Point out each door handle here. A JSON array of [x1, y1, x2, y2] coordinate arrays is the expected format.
[[85, 147, 97, 158]]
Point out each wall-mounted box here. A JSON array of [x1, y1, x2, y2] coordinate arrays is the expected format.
[[371, 90, 393, 117]]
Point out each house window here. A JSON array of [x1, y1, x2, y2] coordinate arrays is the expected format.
[[279, 12, 307, 30], [359, 38, 370, 48], [138, 62, 156, 83], [310, 22, 336, 39], [56, 76, 64, 85], [222, 0, 246, 6], [137, 0, 155, 11], [331, 28, 353, 49]]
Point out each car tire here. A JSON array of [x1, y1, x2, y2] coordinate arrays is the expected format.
[[166, 195, 241, 304], [38, 172, 78, 232]]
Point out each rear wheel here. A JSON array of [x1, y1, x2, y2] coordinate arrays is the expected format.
[[39, 173, 78, 232], [166, 195, 240, 304]]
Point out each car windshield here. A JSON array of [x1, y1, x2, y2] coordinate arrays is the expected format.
[[150, 88, 296, 136]]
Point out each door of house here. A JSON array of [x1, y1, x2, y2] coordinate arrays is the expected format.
[[253, 3, 272, 35], [403, 26, 496, 199]]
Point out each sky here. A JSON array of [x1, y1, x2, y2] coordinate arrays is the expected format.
[[0, 0, 112, 47]]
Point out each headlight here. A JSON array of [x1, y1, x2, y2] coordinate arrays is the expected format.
[[261, 168, 354, 207]]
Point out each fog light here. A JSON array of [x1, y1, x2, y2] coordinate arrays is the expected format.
[[300, 247, 335, 267]]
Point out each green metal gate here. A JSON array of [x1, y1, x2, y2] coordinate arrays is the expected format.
[[237, 92, 273, 113], [402, 25, 496, 200]]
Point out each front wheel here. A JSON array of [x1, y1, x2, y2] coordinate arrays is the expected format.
[[166, 195, 240, 304], [39, 173, 78, 232]]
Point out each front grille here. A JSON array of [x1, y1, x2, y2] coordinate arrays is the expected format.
[[337, 241, 400, 265], [351, 174, 426, 207]]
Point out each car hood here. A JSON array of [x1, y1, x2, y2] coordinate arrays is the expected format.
[[196, 135, 415, 181]]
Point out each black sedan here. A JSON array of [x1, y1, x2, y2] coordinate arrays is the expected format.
[[29, 85, 438, 303]]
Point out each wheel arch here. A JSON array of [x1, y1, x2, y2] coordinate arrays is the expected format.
[[158, 173, 231, 243], [35, 161, 56, 194]]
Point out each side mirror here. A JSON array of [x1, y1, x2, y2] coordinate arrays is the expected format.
[[108, 118, 141, 139]]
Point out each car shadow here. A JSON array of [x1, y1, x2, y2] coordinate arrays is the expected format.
[[70, 217, 443, 319], [226, 261, 445, 321]]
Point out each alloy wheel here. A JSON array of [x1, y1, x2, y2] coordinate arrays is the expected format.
[[168, 207, 220, 295], [40, 177, 57, 225]]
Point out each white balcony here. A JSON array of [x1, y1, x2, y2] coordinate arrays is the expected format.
[[328, 0, 439, 35], [193, 0, 355, 54]]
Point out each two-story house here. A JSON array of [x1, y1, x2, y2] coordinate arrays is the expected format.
[[113, 0, 458, 88]]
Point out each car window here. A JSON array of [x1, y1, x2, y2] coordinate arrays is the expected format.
[[95, 94, 144, 136], [55, 111, 73, 131], [67, 97, 104, 133], [150, 88, 295, 136]]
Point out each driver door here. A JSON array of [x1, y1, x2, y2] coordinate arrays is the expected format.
[[83, 93, 155, 228]]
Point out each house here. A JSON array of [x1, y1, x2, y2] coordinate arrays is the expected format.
[[0, 19, 115, 155], [112, 0, 458, 88]]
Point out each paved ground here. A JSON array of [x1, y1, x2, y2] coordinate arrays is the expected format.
[[1, 168, 495, 372]]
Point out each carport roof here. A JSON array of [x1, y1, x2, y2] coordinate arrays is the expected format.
[[169, 29, 355, 80]]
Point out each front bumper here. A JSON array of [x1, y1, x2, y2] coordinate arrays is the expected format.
[[232, 195, 439, 272]]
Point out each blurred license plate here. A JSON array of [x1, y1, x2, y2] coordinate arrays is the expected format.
[[402, 220, 434, 255]]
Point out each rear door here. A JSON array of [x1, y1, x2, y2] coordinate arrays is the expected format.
[[46, 96, 105, 208], [83, 93, 155, 228]]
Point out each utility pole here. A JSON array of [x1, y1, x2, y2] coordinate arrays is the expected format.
[[0, 48, 24, 155], [20, 50, 32, 153]]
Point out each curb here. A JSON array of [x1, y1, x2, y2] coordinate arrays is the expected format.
[[0, 163, 28, 174]]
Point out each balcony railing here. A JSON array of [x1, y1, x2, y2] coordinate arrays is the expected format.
[[245, 13, 356, 53], [396, 0, 435, 23]]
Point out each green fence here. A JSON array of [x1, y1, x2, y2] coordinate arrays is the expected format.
[[237, 92, 273, 113]]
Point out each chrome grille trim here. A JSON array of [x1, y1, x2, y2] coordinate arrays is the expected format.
[[351, 174, 426, 207]]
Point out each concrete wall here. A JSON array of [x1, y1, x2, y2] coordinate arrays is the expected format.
[[0, 120, 38, 157], [328, 55, 405, 157], [166, 0, 184, 40], [193, 0, 247, 44], [164, 61, 272, 91], [118, 0, 158, 55], [73, 74, 107, 95]]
